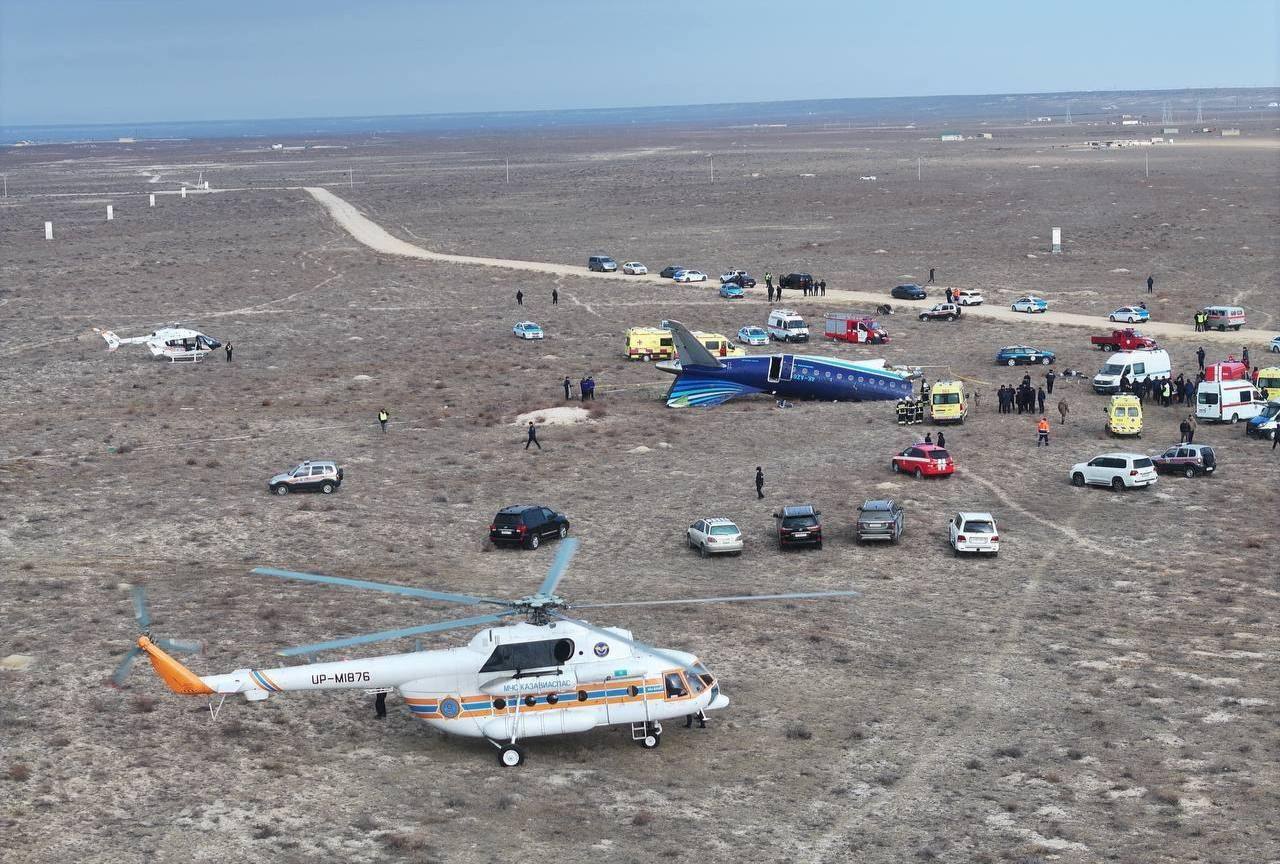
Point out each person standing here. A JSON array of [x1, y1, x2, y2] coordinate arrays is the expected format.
[[936, 431, 946, 449], [1186, 414, 1197, 444], [923, 432, 933, 445], [1179, 417, 1191, 444], [563, 376, 572, 400], [767, 284, 774, 303], [516, 289, 524, 306], [819, 280, 826, 296], [1037, 386, 1047, 414], [585, 376, 596, 400], [1242, 346, 1250, 369], [224, 341, 233, 362], [1037, 416, 1050, 447], [525, 421, 541, 450], [755, 466, 765, 500], [579, 377, 588, 402], [1146, 274, 1154, 294], [378, 408, 389, 433], [1196, 346, 1206, 371], [928, 267, 935, 284], [552, 288, 559, 305], [1057, 399, 1069, 425], [764, 272, 772, 292], [1044, 368, 1055, 395]]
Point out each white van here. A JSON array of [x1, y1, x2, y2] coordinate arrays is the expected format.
[[1196, 379, 1263, 423], [1092, 349, 1172, 394], [1202, 305, 1246, 331], [767, 309, 810, 343]]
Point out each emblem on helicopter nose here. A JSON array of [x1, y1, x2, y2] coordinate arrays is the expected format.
[[593, 642, 610, 657], [439, 697, 461, 718]]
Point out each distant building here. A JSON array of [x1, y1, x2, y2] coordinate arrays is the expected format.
[[978, 132, 994, 139], [1121, 119, 1141, 126], [1033, 116, 1053, 123], [117, 137, 136, 143], [939, 131, 963, 141], [1220, 128, 1241, 137], [1162, 127, 1179, 135]]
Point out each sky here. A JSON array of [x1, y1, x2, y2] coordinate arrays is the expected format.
[[1, 0, 1276, 126]]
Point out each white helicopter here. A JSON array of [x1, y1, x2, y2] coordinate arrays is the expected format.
[[97, 324, 222, 362], [122, 539, 858, 766]]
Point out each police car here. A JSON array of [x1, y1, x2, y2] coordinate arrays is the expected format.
[[268, 460, 344, 495]]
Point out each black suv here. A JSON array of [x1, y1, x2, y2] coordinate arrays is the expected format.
[[779, 273, 813, 290], [490, 505, 570, 549], [891, 283, 927, 300], [659, 265, 689, 279], [773, 504, 822, 550]]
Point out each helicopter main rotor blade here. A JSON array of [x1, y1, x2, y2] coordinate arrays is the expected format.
[[132, 586, 151, 632], [111, 646, 143, 687], [549, 611, 700, 674], [572, 589, 862, 609], [155, 638, 204, 655], [276, 610, 519, 657], [253, 567, 509, 608], [535, 537, 578, 598]]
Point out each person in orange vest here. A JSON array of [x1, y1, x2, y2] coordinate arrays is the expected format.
[[1036, 416, 1050, 447]]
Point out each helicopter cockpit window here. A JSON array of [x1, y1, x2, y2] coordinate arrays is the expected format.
[[480, 638, 576, 673], [685, 671, 706, 694], [664, 672, 688, 698]]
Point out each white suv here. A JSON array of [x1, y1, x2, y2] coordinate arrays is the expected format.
[[686, 517, 743, 557], [949, 512, 1000, 556], [1069, 453, 1158, 491]]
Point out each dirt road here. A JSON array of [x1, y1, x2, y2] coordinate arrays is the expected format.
[[305, 186, 1275, 347]]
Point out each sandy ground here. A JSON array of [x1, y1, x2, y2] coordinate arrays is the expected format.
[[1, 119, 1278, 864]]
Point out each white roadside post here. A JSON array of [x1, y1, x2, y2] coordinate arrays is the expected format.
[[149, 194, 156, 207], [1051, 227, 1061, 254], [107, 205, 114, 221], [181, 187, 187, 199], [44, 221, 53, 240]]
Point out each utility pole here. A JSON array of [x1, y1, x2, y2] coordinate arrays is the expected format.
[[2, 175, 6, 198], [348, 167, 353, 189], [505, 157, 510, 183], [708, 153, 714, 183], [1145, 152, 1149, 179], [917, 157, 922, 180]]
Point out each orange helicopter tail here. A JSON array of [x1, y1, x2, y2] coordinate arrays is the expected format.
[[137, 636, 213, 695]]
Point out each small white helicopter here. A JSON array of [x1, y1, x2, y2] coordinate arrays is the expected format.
[[97, 324, 222, 362], [121, 539, 858, 766]]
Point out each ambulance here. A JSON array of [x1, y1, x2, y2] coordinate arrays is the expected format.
[[1255, 367, 1280, 401], [1105, 394, 1143, 437], [1195, 377, 1263, 423], [928, 381, 968, 424], [624, 327, 675, 361]]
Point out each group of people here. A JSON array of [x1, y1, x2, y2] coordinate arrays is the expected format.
[[762, 272, 827, 303], [997, 378, 1047, 416], [563, 375, 596, 401], [894, 397, 929, 425], [1120, 372, 1195, 406]]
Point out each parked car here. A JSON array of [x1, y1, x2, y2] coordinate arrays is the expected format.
[[512, 321, 544, 340], [891, 283, 927, 300], [1202, 305, 1246, 331], [996, 345, 1056, 366], [953, 289, 985, 306], [686, 517, 744, 557], [773, 505, 822, 550], [891, 443, 954, 478], [673, 269, 708, 283], [779, 273, 813, 291], [1011, 295, 1049, 313], [659, 265, 688, 279], [719, 270, 757, 288], [948, 512, 1000, 557], [1069, 453, 1158, 491], [1151, 444, 1216, 478], [588, 255, 618, 272], [767, 309, 810, 342], [856, 500, 904, 543], [718, 284, 745, 299], [489, 504, 570, 549], [737, 325, 770, 346], [919, 303, 961, 322], [268, 460, 343, 496], [622, 261, 648, 275], [1270, 335, 1280, 353], [1109, 305, 1150, 324]]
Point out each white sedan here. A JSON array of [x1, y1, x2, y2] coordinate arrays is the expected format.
[[687, 517, 743, 557], [673, 269, 708, 283], [737, 325, 770, 346], [512, 321, 544, 340], [622, 262, 648, 275], [1108, 305, 1150, 324], [953, 289, 985, 306], [948, 512, 1000, 556], [1269, 335, 1279, 353]]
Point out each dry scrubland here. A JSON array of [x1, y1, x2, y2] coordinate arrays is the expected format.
[[0, 121, 1278, 863]]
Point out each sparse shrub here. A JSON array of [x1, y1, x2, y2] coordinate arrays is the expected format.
[[204, 459, 220, 469], [8, 763, 31, 782], [1150, 788, 1181, 806], [131, 695, 157, 714], [383, 831, 431, 852], [251, 824, 278, 840], [351, 813, 379, 831], [19, 562, 33, 571], [993, 744, 1024, 758], [50, 735, 71, 748], [186, 457, 198, 466], [875, 771, 900, 787], [784, 722, 813, 740], [1066, 748, 1084, 760], [261, 399, 272, 406], [495, 795, 516, 812], [115, 443, 134, 455], [632, 810, 654, 827], [965, 758, 984, 770], [444, 796, 466, 809]]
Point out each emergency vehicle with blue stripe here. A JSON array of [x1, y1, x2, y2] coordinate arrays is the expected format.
[[123, 539, 857, 767]]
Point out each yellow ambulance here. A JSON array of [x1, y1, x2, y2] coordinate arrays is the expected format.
[[1256, 366, 1280, 401], [928, 381, 968, 424], [691, 331, 746, 359], [624, 327, 675, 361], [1105, 394, 1143, 436]]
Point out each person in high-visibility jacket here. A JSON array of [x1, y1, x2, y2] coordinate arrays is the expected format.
[[896, 400, 909, 425], [1036, 416, 1050, 447]]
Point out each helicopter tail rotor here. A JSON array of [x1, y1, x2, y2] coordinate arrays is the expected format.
[[111, 586, 204, 688]]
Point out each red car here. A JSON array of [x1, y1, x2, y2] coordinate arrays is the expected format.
[[891, 444, 954, 478]]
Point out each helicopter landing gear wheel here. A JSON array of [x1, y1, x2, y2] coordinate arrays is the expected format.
[[639, 731, 661, 749], [498, 744, 525, 767]]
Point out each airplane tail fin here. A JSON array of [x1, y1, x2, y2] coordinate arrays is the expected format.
[[664, 320, 723, 369], [137, 636, 213, 695], [100, 330, 120, 352]]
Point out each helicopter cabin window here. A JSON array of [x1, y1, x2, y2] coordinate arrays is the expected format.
[[480, 638, 575, 673], [664, 672, 688, 698]]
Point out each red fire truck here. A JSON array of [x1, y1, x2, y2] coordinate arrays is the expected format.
[[824, 313, 889, 345]]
